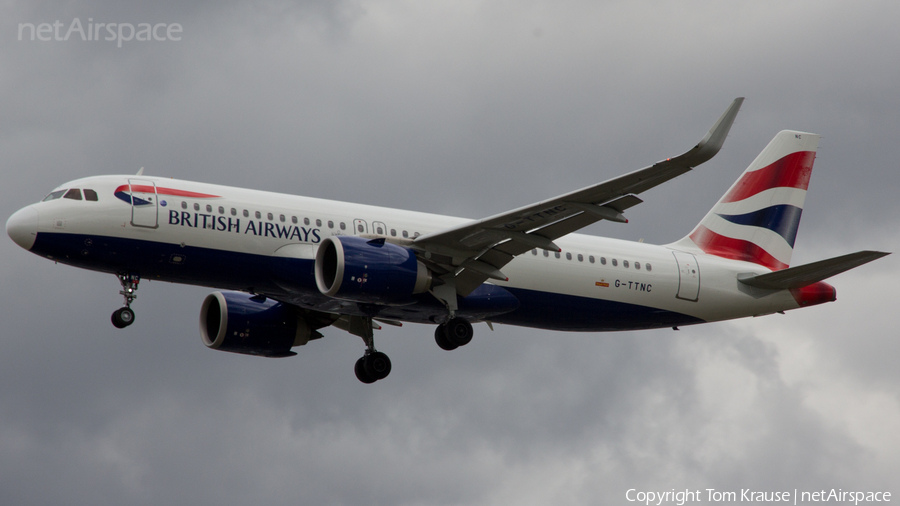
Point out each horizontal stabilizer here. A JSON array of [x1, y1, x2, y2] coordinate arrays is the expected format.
[[737, 251, 890, 290]]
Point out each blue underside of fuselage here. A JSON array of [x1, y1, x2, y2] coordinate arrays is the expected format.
[[30, 232, 704, 331]]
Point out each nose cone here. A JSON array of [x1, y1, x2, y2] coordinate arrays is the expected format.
[[6, 206, 39, 251]]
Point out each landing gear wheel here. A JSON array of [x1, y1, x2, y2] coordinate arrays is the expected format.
[[364, 351, 392, 381], [445, 317, 473, 347], [111, 307, 135, 329], [355, 357, 377, 384], [112, 273, 140, 329], [349, 316, 391, 384], [434, 324, 458, 351]]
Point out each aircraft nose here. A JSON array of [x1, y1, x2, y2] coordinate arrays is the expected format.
[[6, 206, 39, 251]]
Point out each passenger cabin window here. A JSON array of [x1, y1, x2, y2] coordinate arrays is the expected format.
[[181, 201, 188, 209], [646, 263, 652, 272], [206, 205, 212, 212], [231, 208, 237, 216], [317, 219, 323, 227], [255, 211, 261, 219], [280, 214, 286, 222], [532, 249, 538, 256], [612, 259, 618, 267], [543, 250, 549, 257], [600, 257, 607, 265], [42, 190, 66, 202], [328, 221, 334, 229], [554, 252, 560, 259], [194, 203, 200, 211], [375, 224, 383, 234], [390, 228, 396, 236], [292, 216, 298, 224], [577, 254, 583, 262], [623, 260, 629, 268], [635, 262, 641, 270], [64, 189, 82, 200], [304, 218, 310, 225], [566, 252, 572, 260], [84, 189, 98, 201], [589, 255, 595, 263], [402, 230, 409, 238], [267, 213, 274, 221], [341, 223, 347, 231], [219, 206, 225, 214], [243, 210, 249, 217]]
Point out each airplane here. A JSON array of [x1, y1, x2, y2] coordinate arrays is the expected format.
[[6, 98, 889, 383]]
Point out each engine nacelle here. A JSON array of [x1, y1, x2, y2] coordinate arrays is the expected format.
[[200, 291, 315, 357], [315, 235, 431, 305]]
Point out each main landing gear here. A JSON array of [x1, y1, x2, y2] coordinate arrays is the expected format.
[[434, 317, 474, 351], [430, 280, 475, 351], [111, 273, 140, 329], [349, 316, 392, 384], [355, 351, 392, 384]]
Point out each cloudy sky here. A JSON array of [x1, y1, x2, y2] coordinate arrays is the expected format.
[[2, 1, 899, 504]]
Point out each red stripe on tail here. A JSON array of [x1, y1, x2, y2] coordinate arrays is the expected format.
[[689, 225, 788, 271], [721, 151, 816, 203]]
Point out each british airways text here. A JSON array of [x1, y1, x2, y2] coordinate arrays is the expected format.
[[168, 210, 321, 243]]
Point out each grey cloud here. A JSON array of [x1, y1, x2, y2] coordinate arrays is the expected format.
[[2, 1, 898, 504]]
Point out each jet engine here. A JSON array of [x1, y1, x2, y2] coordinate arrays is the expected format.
[[314, 236, 431, 304], [200, 291, 317, 357]]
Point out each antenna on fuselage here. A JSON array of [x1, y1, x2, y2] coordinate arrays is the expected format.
[[136, 167, 145, 176]]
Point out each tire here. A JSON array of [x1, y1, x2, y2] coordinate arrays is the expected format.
[[355, 357, 376, 384], [445, 317, 473, 347], [111, 307, 135, 329], [364, 351, 392, 381], [434, 325, 458, 351]]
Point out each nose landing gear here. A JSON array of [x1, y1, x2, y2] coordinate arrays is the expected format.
[[111, 307, 135, 328], [111, 273, 140, 329]]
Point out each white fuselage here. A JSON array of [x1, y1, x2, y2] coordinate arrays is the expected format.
[[9, 174, 809, 332]]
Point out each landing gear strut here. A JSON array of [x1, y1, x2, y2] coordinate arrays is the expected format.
[[434, 317, 474, 351], [111, 273, 140, 329]]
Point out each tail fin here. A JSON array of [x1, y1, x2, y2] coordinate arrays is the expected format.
[[670, 130, 820, 270]]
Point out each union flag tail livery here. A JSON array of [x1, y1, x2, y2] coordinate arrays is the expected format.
[[674, 130, 819, 271], [6, 98, 889, 384]]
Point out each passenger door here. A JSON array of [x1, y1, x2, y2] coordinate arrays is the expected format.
[[672, 250, 700, 301], [129, 179, 158, 228]]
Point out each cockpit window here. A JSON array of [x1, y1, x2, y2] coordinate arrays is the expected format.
[[84, 189, 98, 201], [42, 190, 67, 202], [64, 189, 83, 200]]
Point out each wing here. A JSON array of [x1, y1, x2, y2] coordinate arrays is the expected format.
[[411, 97, 745, 300]]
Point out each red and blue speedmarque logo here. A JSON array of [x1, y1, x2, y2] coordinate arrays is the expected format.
[[114, 184, 220, 206], [113, 184, 322, 243]]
